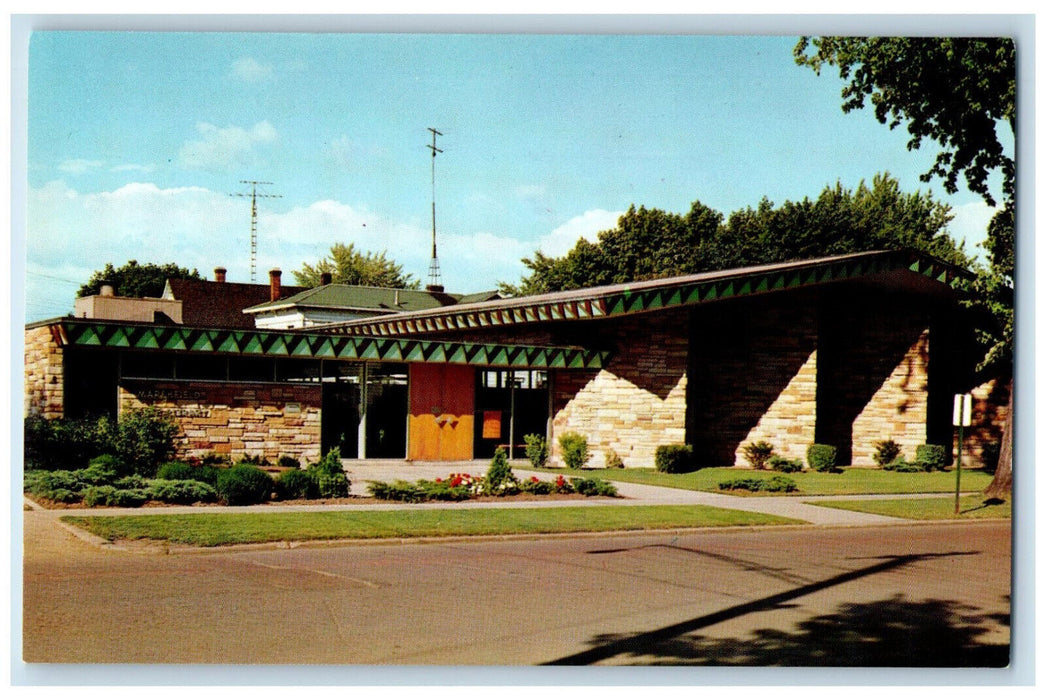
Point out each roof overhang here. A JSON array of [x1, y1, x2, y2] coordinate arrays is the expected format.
[[312, 249, 971, 337], [49, 319, 609, 370]]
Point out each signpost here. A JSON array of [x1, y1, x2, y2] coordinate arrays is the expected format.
[[953, 393, 973, 514]]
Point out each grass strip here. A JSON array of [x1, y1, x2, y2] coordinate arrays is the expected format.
[[61, 504, 801, 547], [527, 466, 995, 496], [808, 495, 1011, 520]]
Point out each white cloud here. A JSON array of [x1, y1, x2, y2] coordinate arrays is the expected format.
[[231, 57, 274, 82], [58, 159, 104, 174], [111, 163, 155, 174], [178, 121, 278, 170], [535, 209, 622, 257]]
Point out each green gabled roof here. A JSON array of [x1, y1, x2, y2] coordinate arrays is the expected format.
[[313, 249, 972, 338], [243, 284, 502, 315], [53, 319, 607, 370]]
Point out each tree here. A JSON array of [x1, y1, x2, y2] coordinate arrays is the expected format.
[[502, 174, 970, 295], [78, 260, 202, 298], [795, 36, 1016, 495], [794, 37, 1015, 206], [293, 243, 419, 289]]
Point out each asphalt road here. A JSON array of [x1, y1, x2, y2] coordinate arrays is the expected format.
[[21, 510, 1010, 668]]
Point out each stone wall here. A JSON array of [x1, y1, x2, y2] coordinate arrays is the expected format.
[[549, 312, 689, 468], [959, 378, 1010, 471], [119, 380, 322, 463], [24, 324, 64, 419]]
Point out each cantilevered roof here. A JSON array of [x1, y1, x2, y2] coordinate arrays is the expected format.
[[242, 284, 501, 316], [51, 319, 608, 369], [312, 249, 970, 337]]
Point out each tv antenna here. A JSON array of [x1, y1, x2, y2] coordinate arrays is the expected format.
[[426, 128, 444, 291], [230, 180, 282, 282]]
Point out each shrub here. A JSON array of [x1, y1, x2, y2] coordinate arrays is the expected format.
[[415, 480, 472, 502], [552, 474, 575, 494], [112, 408, 179, 476], [486, 448, 517, 494], [275, 469, 319, 500], [156, 462, 195, 481], [742, 441, 775, 470], [24, 415, 114, 471], [83, 485, 149, 508], [277, 455, 301, 469], [604, 449, 625, 469], [570, 477, 619, 497], [306, 448, 350, 498], [519, 476, 555, 495], [114, 474, 150, 490], [718, 476, 798, 493], [367, 480, 426, 503], [558, 432, 590, 470], [887, 457, 922, 473], [872, 440, 902, 468], [524, 434, 549, 469], [24, 470, 87, 502], [769, 455, 803, 473], [148, 479, 218, 505], [216, 464, 274, 505], [915, 444, 949, 472], [655, 444, 693, 473], [806, 444, 839, 473]]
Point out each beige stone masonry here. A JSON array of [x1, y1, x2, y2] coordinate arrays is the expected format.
[[24, 325, 64, 419], [119, 379, 322, 463]]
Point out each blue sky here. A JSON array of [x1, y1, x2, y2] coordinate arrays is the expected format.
[[23, 29, 1011, 322]]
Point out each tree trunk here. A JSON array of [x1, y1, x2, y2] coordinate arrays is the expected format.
[[984, 379, 1013, 499]]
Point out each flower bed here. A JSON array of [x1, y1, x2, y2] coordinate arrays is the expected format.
[[366, 471, 618, 503]]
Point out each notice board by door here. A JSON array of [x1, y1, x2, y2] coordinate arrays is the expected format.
[[408, 364, 475, 461]]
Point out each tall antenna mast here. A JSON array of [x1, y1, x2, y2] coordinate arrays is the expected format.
[[230, 180, 282, 282], [426, 128, 444, 292]]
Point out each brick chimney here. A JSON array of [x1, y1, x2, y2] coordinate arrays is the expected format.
[[214, 267, 227, 283], [269, 269, 282, 301], [320, 272, 332, 286]]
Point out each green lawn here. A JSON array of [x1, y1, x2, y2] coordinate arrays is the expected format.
[[526, 465, 995, 496], [809, 495, 1011, 520], [61, 504, 801, 547]]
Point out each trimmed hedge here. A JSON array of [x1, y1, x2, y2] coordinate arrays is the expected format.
[[655, 444, 694, 473], [769, 456, 803, 473], [806, 444, 839, 473], [718, 476, 798, 493], [915, 444, 949, 472], [216, 464, 274, 506], [275, 469, 319, 500], [148, 479, 218, 505]]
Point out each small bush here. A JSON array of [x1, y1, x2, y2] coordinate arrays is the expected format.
[[887, 457, 923, 473], [552, 474, 575, 494], [742, 441, 775, 470], [872, 440, 902, 468], [570, 477, 619, 497], [519, 477, 555, 495], [558, 432, 590, 470], [718, 476, 798, 493], [216, 464, 274, 505], [274, 469, 319, 500], [806, 444, 839, 473], [486, 448, 517, 494], [367, 480, 426, 503], [769, 455, 803, 473], [655, 444, 694, 473], [112, 408, 179, 476], [114, 474, 150, 490], [278, 455, 301, 469], [83, 485, 149, 508], [604, 449, 625, 469], [156, 461, 220, 486], [148, 479, 218, 504], [306, 448, 350, 498], [915, 444, 949, 472], [415, 480, 473, 502], [524, 434, 549, 469]]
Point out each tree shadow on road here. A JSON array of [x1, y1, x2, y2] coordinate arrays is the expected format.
[[544, 550, 1009, 667], [569, 595, 1009, 666]]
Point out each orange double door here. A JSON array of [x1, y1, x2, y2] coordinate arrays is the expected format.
[[408, 364, 475, 461]]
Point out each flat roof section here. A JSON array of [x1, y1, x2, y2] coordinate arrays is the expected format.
[[314, 249, 970, 337]]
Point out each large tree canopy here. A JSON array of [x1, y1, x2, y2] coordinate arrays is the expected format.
[[293, 243, 419, 289], [794, 37, 1015, 206], [796, 36, 1016, 495], [501, 174, 970, 296], [78, 260, 202, 298]]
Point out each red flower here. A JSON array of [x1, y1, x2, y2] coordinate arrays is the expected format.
[[435, 477, 442, 483], [555, 475, 566, 487], [531, 476, 540, 483]]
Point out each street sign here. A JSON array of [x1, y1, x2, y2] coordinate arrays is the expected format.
[[953, 393, 972, 427]]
